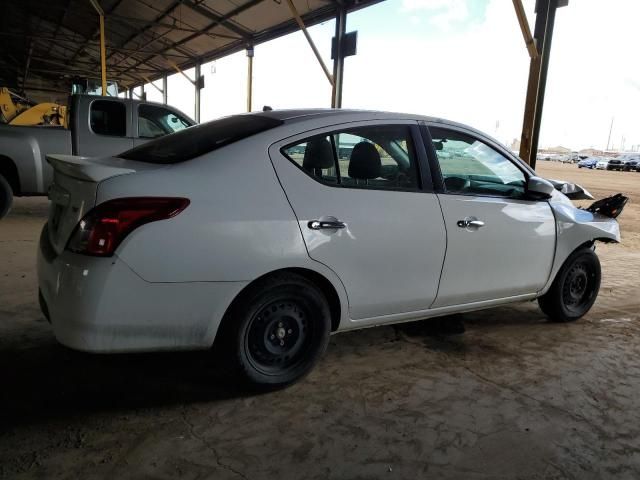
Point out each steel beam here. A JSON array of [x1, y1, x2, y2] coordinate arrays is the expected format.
[[118, 0, 266, 78], [512, 0, 538, 59], [194, 62, 201, 123], [331, 7, 346, 108], [518, 0, 566, 168], [181, 0, 254, 39], [99, 14, 107, 96], [162, 75, 168, 104], [246, 46, 254, 112], [284, 0, 334, 87]]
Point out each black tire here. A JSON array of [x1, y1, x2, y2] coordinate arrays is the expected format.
[[0, 174, 13, 219], [217, 272, 331, 390], [538, 247, 601, 322]]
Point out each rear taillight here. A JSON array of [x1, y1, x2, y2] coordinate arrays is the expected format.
[[66, 197, 190, 256]]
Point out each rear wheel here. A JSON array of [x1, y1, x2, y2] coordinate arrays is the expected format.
[[0, 175, 13, 219], [538, 248, 601, 322], [218, 272, 331, 389]]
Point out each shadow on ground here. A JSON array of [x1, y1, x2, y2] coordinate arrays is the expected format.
[[0, 305, 548, 430]]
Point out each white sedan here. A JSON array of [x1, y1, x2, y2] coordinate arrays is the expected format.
[[38, 110, 621, 389]]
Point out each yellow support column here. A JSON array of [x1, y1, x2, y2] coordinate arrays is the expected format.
[[89, 0, 108, 96], [99, 14, 107, 96]]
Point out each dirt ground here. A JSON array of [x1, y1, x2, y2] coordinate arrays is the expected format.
[[1, 163, 640, 479]]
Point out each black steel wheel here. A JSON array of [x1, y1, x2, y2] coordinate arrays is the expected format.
[[0, 174, 13, 219], [245, 299, 315, 375], [538, 247, 601, 322], [217, 272, 331, 389]]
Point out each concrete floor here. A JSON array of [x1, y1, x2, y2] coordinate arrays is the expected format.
[[1, 197, 640, 479]]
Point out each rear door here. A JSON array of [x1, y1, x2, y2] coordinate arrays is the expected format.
[[424, 124, 556, 307], [269, 121, 447, 320]]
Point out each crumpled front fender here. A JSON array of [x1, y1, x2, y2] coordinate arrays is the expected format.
[[539, 200, 620, 295]]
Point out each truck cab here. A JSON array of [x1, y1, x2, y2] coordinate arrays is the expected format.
[[70, 95, 193, 156], [0, 94, 194, 217]]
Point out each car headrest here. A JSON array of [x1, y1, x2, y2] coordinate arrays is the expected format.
[[348, 142, 381, 180], [302, 138, 335, 170]]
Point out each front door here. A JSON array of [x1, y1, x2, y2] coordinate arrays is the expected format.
[[269, 121, 447, 320], [426, 125, 556, 307]]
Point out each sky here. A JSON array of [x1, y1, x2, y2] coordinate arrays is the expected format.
[[143, 0, 640, 152]]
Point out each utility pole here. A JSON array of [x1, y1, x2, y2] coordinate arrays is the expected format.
[[606, 116, 614, 151]]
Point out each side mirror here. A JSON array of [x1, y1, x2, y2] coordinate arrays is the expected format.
[[526, 176, 555, 200]]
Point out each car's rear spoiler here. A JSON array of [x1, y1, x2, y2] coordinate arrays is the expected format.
[[46, 154, 158, 183]]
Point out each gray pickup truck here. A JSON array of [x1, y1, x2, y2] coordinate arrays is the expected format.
[[0, 94, 194, 218]]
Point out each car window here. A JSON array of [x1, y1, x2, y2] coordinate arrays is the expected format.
[[138, 104, 191, 139], [282, 125, 420, 191], [429, 127, 526, 198], [119, 115, 283, 164], [90, 100, 126, 136]]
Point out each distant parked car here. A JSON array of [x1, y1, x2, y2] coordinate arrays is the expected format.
[[618, 155, 640, 171], [578, 157, 598, 169], [596, 158, 610, 170], [607, 159, 625, 171], [623, 159, 639, 171]]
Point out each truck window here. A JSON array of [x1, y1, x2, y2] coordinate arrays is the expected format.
[[138, 104, 191, 139], [90, 100, 126, 136]]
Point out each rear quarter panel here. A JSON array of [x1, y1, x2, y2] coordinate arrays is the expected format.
[[96, 130, 344, 285]]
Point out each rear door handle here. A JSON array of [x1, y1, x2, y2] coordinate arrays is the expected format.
[[308, 219, 346, 230]]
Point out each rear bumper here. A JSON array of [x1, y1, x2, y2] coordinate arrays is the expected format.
[[37, 225, 247, 353]]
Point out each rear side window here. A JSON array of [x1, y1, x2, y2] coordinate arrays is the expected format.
[[119, 115, 283, 164], [90, 100, 126, 136], [282, 125, 421, 191]]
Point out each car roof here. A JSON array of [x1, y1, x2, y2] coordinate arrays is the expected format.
[[253, 108, 493, 139]]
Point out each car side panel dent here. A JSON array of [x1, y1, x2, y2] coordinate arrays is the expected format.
[[540, 200, 620, 295]]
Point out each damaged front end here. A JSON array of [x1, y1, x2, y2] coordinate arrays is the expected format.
[[548, 179, 594, 200], [548, 179, 629, 219]]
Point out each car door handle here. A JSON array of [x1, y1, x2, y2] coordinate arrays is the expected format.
[[457, 219, 485, 228], [308, 219, 346, 230]]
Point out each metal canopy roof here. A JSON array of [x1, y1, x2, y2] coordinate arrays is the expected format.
[[0, 0, 379, 97]]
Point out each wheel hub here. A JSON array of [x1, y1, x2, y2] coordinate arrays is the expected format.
[[563, 263, 592, 308], [246, 301, 310, 372]]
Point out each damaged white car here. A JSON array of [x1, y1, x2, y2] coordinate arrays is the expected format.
[[37, 110, 626, 388]]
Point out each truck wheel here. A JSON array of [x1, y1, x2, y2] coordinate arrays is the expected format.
[[217, 272, 331, 390], [0, 175, 13, 219], [538, 248, 601, 322]]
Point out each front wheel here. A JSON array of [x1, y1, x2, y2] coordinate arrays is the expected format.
[[217, 272, 331, 390], [538, 248, 601, 322]]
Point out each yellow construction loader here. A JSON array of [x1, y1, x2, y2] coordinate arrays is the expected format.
[[0, 88, 67, 127]]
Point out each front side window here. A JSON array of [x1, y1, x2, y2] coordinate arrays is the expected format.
[[90, 100, 126, 136], [430, 127, 526, 198], [282, 125, 420, 191], [138, 104, 191, 139]]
